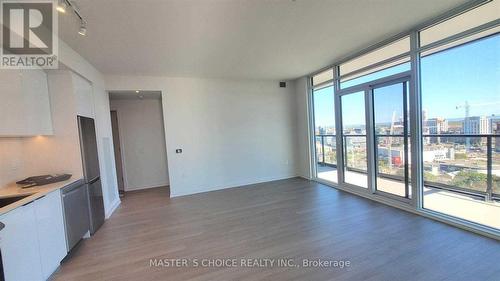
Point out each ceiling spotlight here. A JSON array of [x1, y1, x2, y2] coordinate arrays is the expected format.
[[135, 90, 140, 93], [78, 20, 87, 36], [56, 0, 67, 13]]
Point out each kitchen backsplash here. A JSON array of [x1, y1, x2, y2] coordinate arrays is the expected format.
[[0, 136, 83, 187]]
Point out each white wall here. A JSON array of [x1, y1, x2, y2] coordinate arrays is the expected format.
[[110, 98, 169, 191], [105, 76, 299, 197]]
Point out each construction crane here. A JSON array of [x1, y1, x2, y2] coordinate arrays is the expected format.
[[456, 101, 500, 150]]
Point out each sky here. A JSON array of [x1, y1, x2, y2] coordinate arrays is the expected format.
[[313, 34, 500, 129], [421, 35, 500, 120]]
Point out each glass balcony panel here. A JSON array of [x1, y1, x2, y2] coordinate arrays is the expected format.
[[376, 136, 406, 197]]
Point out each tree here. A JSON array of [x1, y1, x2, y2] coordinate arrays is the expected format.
[[451, 171, 487, 191], [424, 172, 438, 182]]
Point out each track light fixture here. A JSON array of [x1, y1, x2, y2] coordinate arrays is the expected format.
[[56, 0, 67, 13], [58, 0, 88, 36], [78, 20, 87, 36]]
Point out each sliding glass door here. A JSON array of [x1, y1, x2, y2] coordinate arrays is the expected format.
[[372, 80, 411, 199], [337, 77, 411, 200]]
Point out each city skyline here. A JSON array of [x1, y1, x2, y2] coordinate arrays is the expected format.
[[315, 114, 500, 132]]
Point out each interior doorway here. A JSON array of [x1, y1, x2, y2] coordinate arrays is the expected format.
[[108, 91, 169, 195]]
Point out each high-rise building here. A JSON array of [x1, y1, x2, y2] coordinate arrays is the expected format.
[[426, 117, 448, 143], [463, 116, 491, 135], [427, 118, 448, 134]]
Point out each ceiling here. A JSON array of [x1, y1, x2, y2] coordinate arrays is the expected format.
[[59, 0, 470, 80]]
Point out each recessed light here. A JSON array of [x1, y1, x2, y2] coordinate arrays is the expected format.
[[135, 90, 140, 93]]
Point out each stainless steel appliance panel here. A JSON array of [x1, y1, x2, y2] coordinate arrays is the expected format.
[[77, 116, 100, 181], [87, 179, 105, 234], [77, 116, 105, 235], [61, 181, 90, 251]]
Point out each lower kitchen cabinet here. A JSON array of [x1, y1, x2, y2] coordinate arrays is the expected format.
[[34, 190, 67, 279], [0, 202, 44, 281], [0, 189, 68, 281]]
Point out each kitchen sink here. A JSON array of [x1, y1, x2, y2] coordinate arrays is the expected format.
[[0, 195, 32, 208]]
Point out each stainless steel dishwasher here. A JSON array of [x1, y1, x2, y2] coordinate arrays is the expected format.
[[61, 179, 90, 252]]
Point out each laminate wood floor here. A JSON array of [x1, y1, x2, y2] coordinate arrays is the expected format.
[[52, 178, 500, 281]]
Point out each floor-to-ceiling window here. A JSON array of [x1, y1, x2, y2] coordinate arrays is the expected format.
[[308, 0, 499, 236], [312, 69, 337, 184], [420, 13, 500, 230]]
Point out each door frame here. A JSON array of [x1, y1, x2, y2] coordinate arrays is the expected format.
[[334, 72, 413, 203], [369, 77, 412, 202], [335, 87, 370, 194], [110, 110, 127, 193]]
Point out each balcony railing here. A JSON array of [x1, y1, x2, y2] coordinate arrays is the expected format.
[[315, 134, 337, 167], [422, 134, 498, 201], [315, 133, 499, 201]]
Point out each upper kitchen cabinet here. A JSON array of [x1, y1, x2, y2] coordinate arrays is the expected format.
[[72, 73, 95, 118], [0, 69, 54, 136]]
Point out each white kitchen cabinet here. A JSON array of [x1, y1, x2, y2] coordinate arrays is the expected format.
[[0, 190, 68, 281], [34, 190, 67, 279], [0, 69, 53, 136], [0, 202, 44, 281], [72, 73, 94, 118]]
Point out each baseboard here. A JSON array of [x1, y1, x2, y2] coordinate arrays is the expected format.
[[105, 198, 121, 219], [170, 174, 299, 198], [298, 175, 312, 181], [125, 183, 169, 192]]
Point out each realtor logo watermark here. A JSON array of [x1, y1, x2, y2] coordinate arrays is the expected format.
[[1, 0, 58, 69]]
